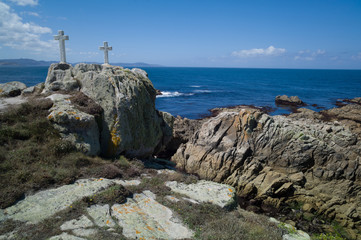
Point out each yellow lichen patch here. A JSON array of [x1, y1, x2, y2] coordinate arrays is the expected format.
[[135, 230, 141, 234], [75, 116, 80, 120], [48, 115, 54, 120], [68, 111, 76, 115], [107, 114, 122, 156], [228, 188, 233, 193], [106, 220, 110, 225], [57, 112, 63, 115], [0, 88, 3, 93], [146, 226, 154, 231]]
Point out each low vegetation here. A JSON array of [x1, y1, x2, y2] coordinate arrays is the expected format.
[[0, 100, 128, 208]]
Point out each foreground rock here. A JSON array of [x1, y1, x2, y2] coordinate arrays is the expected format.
[[42, 63, 173, 158], [112, 190, 193, 239], [0, 81, 27, 97], [165, 180, 236, 208], [275, 95, 306, 106], [0, 178, 125, 224], [172, 104, 361, 238]]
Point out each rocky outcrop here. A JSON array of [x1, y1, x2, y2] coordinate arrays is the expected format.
[[0, 81, 27, 97], [47, 93, 102, 156], [165, 180, 236, 208], [275, 95, 306, 106], [172, 105, 361, 238], [43, 63, 79, 92], [43, 63, 172, 158]]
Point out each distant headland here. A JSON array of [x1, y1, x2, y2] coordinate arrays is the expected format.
[[0, 58, 163, 68]]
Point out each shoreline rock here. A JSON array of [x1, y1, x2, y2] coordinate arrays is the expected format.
[[171, 103, 361, 238], [275, 95, 306, 107]]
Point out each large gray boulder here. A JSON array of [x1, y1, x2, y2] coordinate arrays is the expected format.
[[43, 63, 171, 158], [43, 63, 79, 92], [275, 95, 305, 106], [0, 81, 27, 97], [172, 106, 361, 238], [47, 93, 101, 156]]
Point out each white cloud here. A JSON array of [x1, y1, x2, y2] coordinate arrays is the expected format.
[[294, 49, 326, 61], [8, 0, 38, 6], [232, 46, 286, 57], [0, 2, 56, 52], [351, 52, 361, 60], [23, 11, 39, 17]]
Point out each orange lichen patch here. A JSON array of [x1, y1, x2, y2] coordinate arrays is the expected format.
[[75, 116, 80, 120], [68, 111, 76, 115], [146, 226, 154, 231], [106, 220, 110, 225], [47, 115, 54, 120], [0, 88, 3, 93], [107, 114, 121, 156], [228, 188, 233, 193], [135, 230, 141, 234], [57, 111, 63, 115]]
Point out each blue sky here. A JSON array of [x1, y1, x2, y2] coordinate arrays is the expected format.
[[0, 0, 361, 69]]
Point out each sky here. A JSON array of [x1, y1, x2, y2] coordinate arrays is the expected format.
[[0, 0, 361, 69]]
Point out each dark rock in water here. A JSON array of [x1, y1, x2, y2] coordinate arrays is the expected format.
[[0, 81, 27, 97], [171, 104, 361, 238], [156, 89, 163, 96], [275, 95, 306, 106], [343, 97, 361, 105]]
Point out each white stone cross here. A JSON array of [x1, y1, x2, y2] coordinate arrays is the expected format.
[[54, 30, 69, 63], [99, 41, 112, 65]]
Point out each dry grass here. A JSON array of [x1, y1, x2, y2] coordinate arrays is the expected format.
[[0, 100, 124, 208]]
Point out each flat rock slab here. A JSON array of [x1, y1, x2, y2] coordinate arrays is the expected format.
[[111, 191, 193, 239], [0, 178, 120, 224], [49, 232, 86, 240], [0, 96, 27, 112], [165, 180, 236, 208], [87, 204, 116, 228]]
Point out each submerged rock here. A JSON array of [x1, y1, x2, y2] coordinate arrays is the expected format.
[[275, 95, 306, 106]]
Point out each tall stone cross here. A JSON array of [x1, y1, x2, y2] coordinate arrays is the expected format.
[[99, 41, 112, 65], [54, 30, 69, 63]]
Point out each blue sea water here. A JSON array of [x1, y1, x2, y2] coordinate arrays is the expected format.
[[1, 66, 361, 119]]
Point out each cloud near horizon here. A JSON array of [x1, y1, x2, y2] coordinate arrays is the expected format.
[[8, 0, 38, 6], [294, 49, 326, 61], [231, 46, 286, 57], [0, 1, 56, 52]]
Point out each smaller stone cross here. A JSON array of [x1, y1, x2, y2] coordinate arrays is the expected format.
[[99, 41, 112, 65], [54, 30, 69, 63]]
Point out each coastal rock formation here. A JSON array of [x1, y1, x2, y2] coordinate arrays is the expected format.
[[43, 63, 171, 158], [172, 104, 361, 238], [46, 93, 101, 156], [0, 81, 27, 97], [275, 95, 306, 106], [165, 180, 236, 208], [43, 63, 79, 92]]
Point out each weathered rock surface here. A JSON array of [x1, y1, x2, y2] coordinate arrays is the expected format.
[[47, 93, 101, 155], [0, 81, 27, 97], [0, 178, 132, 224], [43, 63, 79, 92], [22, 82, 44, 95], [112, 190, 193, 239], [165, 180, 236, 208], [275, 95, 306, 106], [172, 105, 361, 238], [43, 63, 171, 158]]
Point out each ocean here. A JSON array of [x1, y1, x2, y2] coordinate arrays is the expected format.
[[1, 66, 361, 119]]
